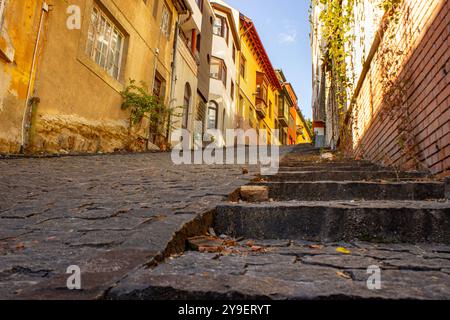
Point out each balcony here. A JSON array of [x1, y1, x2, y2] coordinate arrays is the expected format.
[[177, 34, 199, 73], [255, 72, 269, 119], [255, 97, 267, 119], [278, 107, 289, 127], [184, 0, 203, 32]]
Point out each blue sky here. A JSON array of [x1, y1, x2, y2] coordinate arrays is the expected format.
[[224, 0, 313, 120]]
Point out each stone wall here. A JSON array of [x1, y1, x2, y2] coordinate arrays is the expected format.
[[28, 114, 150, 153], [346, 0, 449, 177]]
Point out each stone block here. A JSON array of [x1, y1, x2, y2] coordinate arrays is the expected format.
[[240, 186, 269, 202]]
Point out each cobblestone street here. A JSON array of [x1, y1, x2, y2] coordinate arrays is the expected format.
[[0, 152, 258, 299], [1, 146, 449, 300]]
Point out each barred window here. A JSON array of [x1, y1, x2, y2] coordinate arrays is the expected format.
[[85, 6, 124, 80]]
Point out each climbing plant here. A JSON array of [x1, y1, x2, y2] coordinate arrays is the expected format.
[[120, 80, 177, 150], [377, 0, 422, 169], [317, 0, 355, 112], [121, 80, 169, 126], [381, 0, 402, 19]]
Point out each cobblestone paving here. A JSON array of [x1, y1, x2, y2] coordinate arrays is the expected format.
[[0, 152, 259, 299], [109, 240, 450, 300]]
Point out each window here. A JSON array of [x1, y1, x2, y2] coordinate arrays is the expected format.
[[213, 16, 228, 43], [238, 95, 244, 116], [161, 4, 172, 38], [240, 55, 246, 78], [208, 101, 218, 129], [222, 109, 226, 131], [230, 81, 235, 101], [182, 83, 191, 129], [153, 73, 165, 100], [86, 5, 125, 80], [210, 57, 227, 87], [256, 72, 268, 103], [0, 0, 6, 27], [232, 44, 236, 63]]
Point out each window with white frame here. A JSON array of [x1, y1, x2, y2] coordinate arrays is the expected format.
[[208, 101, 218, 129], [161, 4, 172, 38], [213, 15, 228, 43], [0, 0, 7, 28], [85, 5, 125, 80], [210, 57, 227, 87]]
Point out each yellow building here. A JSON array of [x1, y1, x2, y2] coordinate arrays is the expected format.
[[0, 0, 189, 154], [236, 14, 282, 145], [296, 108, 313, 144], [0, 0, 43, 153]]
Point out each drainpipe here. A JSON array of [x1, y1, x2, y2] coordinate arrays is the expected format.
[[20, 1, 49, 153]]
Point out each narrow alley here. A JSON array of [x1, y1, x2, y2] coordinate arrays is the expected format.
[[0, 0, 448, 306]]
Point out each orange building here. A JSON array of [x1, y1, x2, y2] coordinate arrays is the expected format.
[[285, 83, 298, 145]]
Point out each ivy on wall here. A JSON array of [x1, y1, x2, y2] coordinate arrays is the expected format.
[[313, 0, 355, 112], [311, 0, 420, 168]]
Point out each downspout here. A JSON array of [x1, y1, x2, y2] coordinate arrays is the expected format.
[[20, 2, 49, 153]]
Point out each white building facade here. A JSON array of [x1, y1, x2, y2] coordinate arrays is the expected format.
[[170, 0, 214, 149], [207, 0, 240, 146]]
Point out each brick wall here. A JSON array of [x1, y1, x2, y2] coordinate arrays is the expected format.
[[347, 0, 449, 177]]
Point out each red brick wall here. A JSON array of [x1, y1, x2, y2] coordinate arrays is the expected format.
[[348, 0, 449, 177]]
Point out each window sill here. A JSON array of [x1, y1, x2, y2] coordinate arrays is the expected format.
[[76, 53, 125, 93]]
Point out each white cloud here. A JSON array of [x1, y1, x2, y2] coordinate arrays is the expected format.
[[278, 20, 298, 44], [278, 30, 297, 44]]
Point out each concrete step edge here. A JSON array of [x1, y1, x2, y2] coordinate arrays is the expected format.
[[218, 200, 450, 210]]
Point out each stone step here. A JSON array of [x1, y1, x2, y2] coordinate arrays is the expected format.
[[266, 170, 429, 182], [256, 181, 445, 201], [277, 165, 384, 172], [214, 201, 450, 243], [280, 158, 369, 163], [108, 242, 450, 300]]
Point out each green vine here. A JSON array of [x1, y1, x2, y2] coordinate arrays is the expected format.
[[121, 80, 169, 126], [377, 0, 423, 169], [381, 0, 402, 21], [317, 0, 355, 112], [121, 80, 177, 149]]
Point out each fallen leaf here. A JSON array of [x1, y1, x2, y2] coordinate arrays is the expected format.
[[15, 243, 26, 250], [198, 246, 225, 253], [251, 246, 263, 252], [336, 247, 351, 254], [336, 271, 352, 279], [223, 240, 238, 247], [309, 244, 324, 250]]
